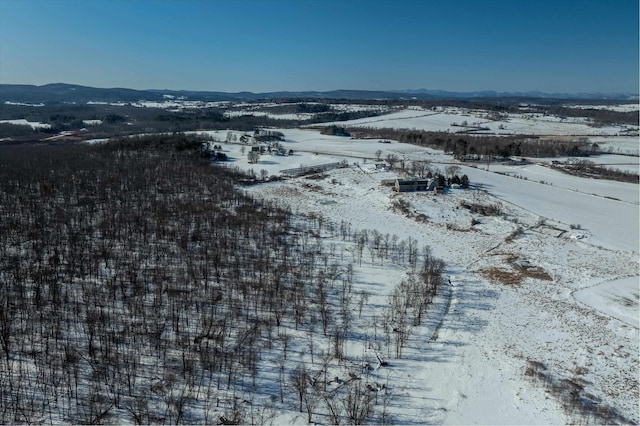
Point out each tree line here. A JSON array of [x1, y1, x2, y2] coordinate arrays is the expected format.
[[348, 128, 599, 159]]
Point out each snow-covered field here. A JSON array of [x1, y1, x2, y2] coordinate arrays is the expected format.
[[574, 277, 639, 328], [82, 119, 103, 125], [224, 110, 317, 121], [585, 154, 639, 174], [589, 136, 640, 156], [188, 127, 639, 424], [460, 164, 638, 252], [322, 107, 638, 136], [81, 99, 392, 117], [0, 118, 51, 129], [224, 103, 393, 121], [86, 99, 228, 109], [564, 103, 640, 113], [3, 101, 45, 107], [193, 128, 638, 251], [488, 162, 638, 204]]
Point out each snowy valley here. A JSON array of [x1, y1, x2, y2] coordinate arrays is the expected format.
[[198, 119, 639, 424], [0, 99, 638, 425]]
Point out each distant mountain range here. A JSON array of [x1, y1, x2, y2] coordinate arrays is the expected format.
[[1, 83, 637, 104], [392, 88, 639, 100]]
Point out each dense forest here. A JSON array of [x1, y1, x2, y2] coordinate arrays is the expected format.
[[0, 135, 444, 424]]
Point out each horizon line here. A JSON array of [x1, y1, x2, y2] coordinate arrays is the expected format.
[[1, 82, 639, 97]]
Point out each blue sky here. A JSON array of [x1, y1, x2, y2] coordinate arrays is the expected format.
[[0, 0, 638, 93]]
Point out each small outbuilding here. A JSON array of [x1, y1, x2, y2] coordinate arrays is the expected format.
[[393, 178, 444, 193], [394, 179, 430, 192]]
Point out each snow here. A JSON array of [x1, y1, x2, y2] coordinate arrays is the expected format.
[[487, 162, 638, 204], [585, 154, 639, 174], [320, 108, 468, 133], [67, 114, 638, 424], [189, 126, 638, 424], [134, 100, 226, 109], [460, 164, 639, 252], [189, 128, 426, 177], [191, 128, 638, 254], [479, 114, 625, 136], [321, 108, 638, 136], [224, 110, 317, 120], [329, 104, 391, 113], [222, 103, 392, 121], [564, 104, 640, 113], [83, 137, 109, 144], [573, 277, 640, 328], [0, 118, 51, 129], [3, 101, 45, 107], [86, 100, 228, 109], [589, 136, 640, 156]]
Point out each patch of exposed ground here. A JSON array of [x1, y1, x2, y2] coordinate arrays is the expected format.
[[478, 254, 553, 286]]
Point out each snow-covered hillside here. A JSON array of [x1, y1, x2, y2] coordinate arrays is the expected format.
[[0, 118, 51, 129], [320, 107, 638, 136], [191, 127, 639, 424], [564, 104, 640, 113]]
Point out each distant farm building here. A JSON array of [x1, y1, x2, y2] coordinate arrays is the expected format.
[[375, 162, 389, 170], [394, 178, 442, 193], [239, 134, 254, 144]]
